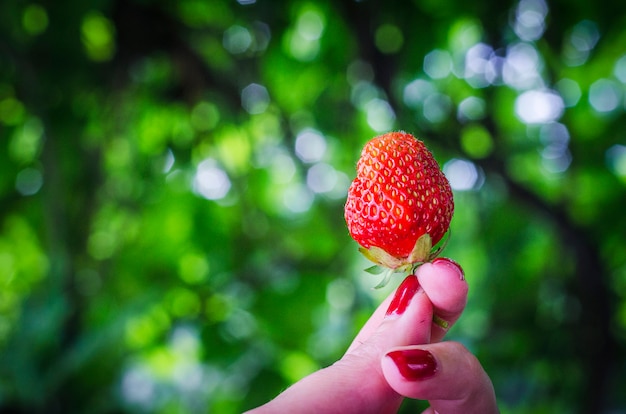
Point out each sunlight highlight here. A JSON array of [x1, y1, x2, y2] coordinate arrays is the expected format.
[[540, 123, 571, 173], [365, 98, 396, 132], [295, 128, 326, 163], [515, 90, 564, 124], [512, 0, 548, 41], [241, 83, 270, 114], [193, 159, 231, 200], [443, 159, 483, 191], [589, 79, 622, 113], [424, 49, 453, 79]]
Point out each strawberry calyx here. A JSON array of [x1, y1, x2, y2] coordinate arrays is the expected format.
[[360, 231, 451, 289], [362, 231, 453, 329]]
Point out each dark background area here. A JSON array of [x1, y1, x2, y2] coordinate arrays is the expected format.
[[1, 0, 625, 412]]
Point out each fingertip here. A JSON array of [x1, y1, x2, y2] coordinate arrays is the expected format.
[[432, 257, 465, 280], [382, 342, 498, 414], [414, 259, 468, 317], [381, 346, 438, 400]]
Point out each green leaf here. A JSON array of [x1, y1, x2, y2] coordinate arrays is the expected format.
[[364, 265, 385, 275], [372, 268, 395, 289]]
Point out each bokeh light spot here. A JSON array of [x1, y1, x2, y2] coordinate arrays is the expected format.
[[589, 79, 622, 113], [464, 43, 499, 88], [22, 4, 48, 35], [443, 159, 482, 191], [295, 129, 327, 163], [81, 11, 115, 61], [503, 42, 543, 90], [178, 252, 210, 285], [424, 49, 453, 79], [375, 24, 404, 54], [168, 288, 201, 318], [515, 89, 564, 124], [457, 96, 486, 122], [563, 20, 599, 66], [423, 93, 451, 124], [326, 279, 355, 311], [365, 99, 396, 132], [615, 55, 626, 83], [346, 60, 375, 86], [122, 366, 155, 408], [461, 124, 493, 158], [287, 7, 325, 61], [279, 351, 319, 384], [269, 151, 297, 184], [15, 168, 43, 196], [606, 145, 626, 183], [297, 10, 325, 40], [554, 78, 582, 107], [9, 117, 43, 163], [403, 79, 435, 108], [0, 97, 26, 125], [283, 183, 314, 214], [223, 25, 252, 54], [540, 122, 571, 173], [190, 101, 220, 131], [241, 83, 270, 114], [512, 0, 548, 41], [306, 163, 337, 193], [87, 231, 115, 260], [193, 159, 231, 200]]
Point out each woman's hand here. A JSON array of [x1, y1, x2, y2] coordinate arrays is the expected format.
[[247, 259, 498, 414]]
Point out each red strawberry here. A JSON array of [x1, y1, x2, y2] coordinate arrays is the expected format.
[[344, 131, 454, 281]]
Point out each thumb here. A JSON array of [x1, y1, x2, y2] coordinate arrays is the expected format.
[[381, 342, 499, 414]]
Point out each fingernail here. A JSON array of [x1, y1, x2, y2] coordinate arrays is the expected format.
[[385, 275, 419, 317], [386, 349, 438, 381], [432, 257, 465, 280]]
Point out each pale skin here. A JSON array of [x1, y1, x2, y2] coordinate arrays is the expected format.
[[246, 259, 499, 414]]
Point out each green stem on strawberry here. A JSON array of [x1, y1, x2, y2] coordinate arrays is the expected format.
[[433, 314, 450, 331]]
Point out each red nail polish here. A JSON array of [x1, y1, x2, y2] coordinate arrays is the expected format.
[[432, 257, 465, 280], [385, 275, 419, 317], [386, 349, 438, 381]]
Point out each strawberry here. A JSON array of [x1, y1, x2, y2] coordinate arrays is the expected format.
[[344, 131, 454, 285]]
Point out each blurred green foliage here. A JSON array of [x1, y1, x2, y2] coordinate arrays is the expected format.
[[1, 0, 626, 413]]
